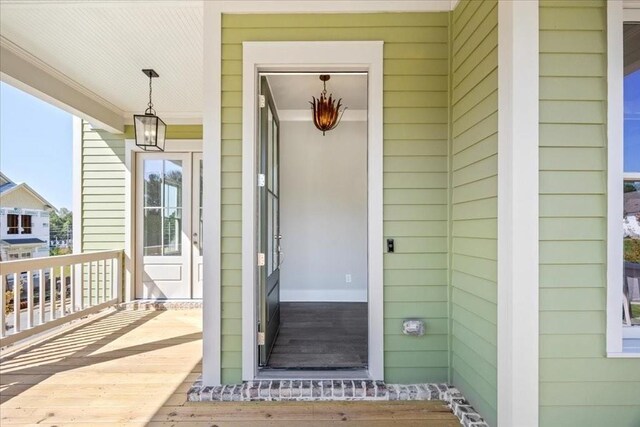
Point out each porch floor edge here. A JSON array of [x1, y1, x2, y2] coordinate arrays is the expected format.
[[187, 379, 488, 427]]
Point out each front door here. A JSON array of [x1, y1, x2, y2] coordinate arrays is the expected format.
[[136, 152, 202, 299], [258, 76, 281, 366]]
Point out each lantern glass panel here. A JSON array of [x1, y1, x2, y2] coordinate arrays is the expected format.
[[134, 114, 166, 151]]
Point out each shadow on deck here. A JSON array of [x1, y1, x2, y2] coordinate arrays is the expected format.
[[0, 309, 459, 426]]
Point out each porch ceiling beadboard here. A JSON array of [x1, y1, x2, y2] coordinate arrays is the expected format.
[[220, 12, 450, 385], [449, 0, 498, 425], [539, 1, 640, 425]]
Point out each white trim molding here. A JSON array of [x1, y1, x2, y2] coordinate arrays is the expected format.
[[241, 41, 384, 382], [214, 0, 457, 13], [606, 0, 640, 358], [607, 0, 625, 356], [497, 1, 539, 426], [72, 116, 83, 255], [202, 1, 223, 387], [0, 36, 124, 134]]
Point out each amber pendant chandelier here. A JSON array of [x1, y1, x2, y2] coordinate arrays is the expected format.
[[309, 74, 347, 135]]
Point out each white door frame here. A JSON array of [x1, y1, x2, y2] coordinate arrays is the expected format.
[[124, 139, 202, 302], [241, 41, 384, 381]]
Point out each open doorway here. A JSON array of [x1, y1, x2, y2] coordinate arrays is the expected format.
[[257, 73, 369, 371]]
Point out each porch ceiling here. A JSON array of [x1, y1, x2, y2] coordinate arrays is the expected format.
[[0, 0, 203, 125]]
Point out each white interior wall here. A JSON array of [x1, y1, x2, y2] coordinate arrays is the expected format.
[[279, 120, 368, 302]]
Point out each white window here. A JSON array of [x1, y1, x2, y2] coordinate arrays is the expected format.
[[21, 214, 32, 234], [7, 214, 19, 234], [607, 4, 640, 356]]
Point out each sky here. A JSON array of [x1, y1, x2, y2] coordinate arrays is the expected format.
[[0, 81, 73, 211]]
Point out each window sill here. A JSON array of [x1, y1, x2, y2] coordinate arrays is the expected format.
[[607, 351, 640, 358]]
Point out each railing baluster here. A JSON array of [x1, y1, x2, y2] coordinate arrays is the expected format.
[[110, 257, 116, 301], [88, 261, 93, 307], [101, 259, 107, 303], [79, 262, 85, 310], [49, 267, 56, 321], [1, 274, 6, 338], [39, 268, 45, 325], [59, 265, 66, 318], [26, 270, 34, 329], [70, 264, 75, 314], [13, 272, 20, 333]]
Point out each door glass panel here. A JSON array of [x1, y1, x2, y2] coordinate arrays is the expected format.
[[267, 193, 274, 275], [143, 159, 183, 256], [198, 159, 203, 255], [267, 107, 274, 191], [273, 196, 279, 270], [163, 207, 182, 255], [273, 120, 279, 196], [143, 208, 162, 256], [143, 159, 163, 207]]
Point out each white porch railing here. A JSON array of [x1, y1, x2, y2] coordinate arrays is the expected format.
[[0, 250, 123, 347]]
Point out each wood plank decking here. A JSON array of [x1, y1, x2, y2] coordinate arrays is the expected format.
[[0, 309, 459, 426]]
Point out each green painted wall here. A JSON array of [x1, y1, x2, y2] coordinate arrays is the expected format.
[[80, 123, 203, 252], [220, 13, 451, 385], [449, 1, 498, 425], [539, 1, 640, 425], [81, 121, 126, 252]]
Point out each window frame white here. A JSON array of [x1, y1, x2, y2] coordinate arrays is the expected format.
[[606, 1, 640, 357]]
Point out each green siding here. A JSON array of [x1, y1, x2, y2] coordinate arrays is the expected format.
[[539, 2, 640, 426], [80, 123, 203, 252], [221, 13, 451, 385], [450, 1, 498, 425], [81, 122, 126, 252]]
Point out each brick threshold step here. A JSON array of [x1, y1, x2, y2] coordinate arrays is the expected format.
[[188, 379, 488, 427]]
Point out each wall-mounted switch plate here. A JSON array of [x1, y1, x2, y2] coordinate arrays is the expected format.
[[346, 274, 352, 283]]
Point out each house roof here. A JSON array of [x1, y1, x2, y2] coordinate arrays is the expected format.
[[0, 172, 56, 212], [0, 238, 46, 245]]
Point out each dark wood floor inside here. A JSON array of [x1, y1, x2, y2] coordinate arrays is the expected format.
[[267, 302, 368, 369]]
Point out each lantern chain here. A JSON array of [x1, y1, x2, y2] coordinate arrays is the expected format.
[[146, 74, 155, 115]]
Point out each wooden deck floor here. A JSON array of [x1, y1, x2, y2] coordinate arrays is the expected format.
[[0, 309, 459, 426]]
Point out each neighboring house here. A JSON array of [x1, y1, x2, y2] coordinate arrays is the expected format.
[[0, 172, 55, 261], [1, 1, 639, 426]]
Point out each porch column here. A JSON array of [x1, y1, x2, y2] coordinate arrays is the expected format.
[[201, 1, 222, 386], [497, 1, 539, 426]]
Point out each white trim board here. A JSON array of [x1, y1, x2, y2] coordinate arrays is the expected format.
[[497, 1, 539, 426], [241, 41, 384, 382], [607, 0, 625, 356], [214, 0, 458, 13], [201, 1, 222, 387], [0, 37, 124, 134], [606, 1, 640, 357]]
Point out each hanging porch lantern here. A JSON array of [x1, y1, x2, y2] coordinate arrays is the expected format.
[[134, 69, 166, 151], [309, 74, 347, 135]]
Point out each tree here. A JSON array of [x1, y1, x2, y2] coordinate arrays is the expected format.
[[49, 208, 72, 255]]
